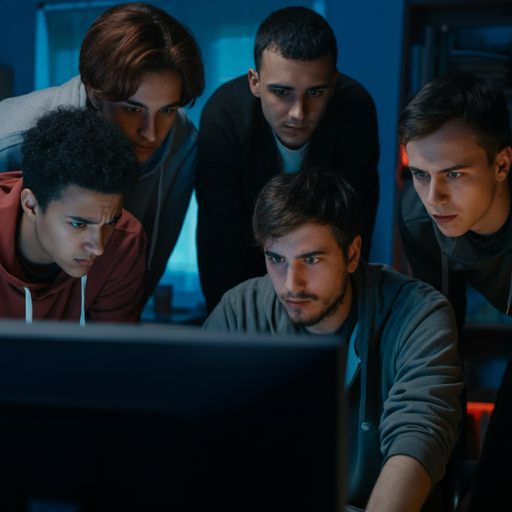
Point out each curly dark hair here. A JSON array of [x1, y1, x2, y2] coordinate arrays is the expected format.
[[254, 6, 337, 72], [253, 166, 362, 262], [21, 107, 140, 212]]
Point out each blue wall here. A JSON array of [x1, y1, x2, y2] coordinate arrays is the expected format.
[[0, 0, 40, 96], [0, 0, 405, 266], [328, 0, 405, 264]]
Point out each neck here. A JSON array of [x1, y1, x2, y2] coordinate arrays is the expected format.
[[472, 178, 511, 235], [306, 281, 353, 335], [18, 211, 53, 268]]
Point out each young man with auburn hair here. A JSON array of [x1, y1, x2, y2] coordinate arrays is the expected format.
[[0, 107, 146, 323], [196, 6, 379, 312], [204, 167, 463, 512], [0, 2, 204, 303], [397, 71, 512, 329]]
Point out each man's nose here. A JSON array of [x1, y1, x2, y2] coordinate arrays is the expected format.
[[85, 229, 106, 257], [288, 96, 307, 122], [427, 177, 449, 206], [285, 263, 305, 292], [138, 113, 157, 142]]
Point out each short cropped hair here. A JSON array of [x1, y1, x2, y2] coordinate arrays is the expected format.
[[21, 107, 140, 212], [253, 167, 362, 261], [254, 6, 337, 72], [397, 71, 511, 165], [79, 2, 204, 107]]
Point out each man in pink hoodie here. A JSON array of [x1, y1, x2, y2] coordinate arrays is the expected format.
[[0, 107, 146, 323]]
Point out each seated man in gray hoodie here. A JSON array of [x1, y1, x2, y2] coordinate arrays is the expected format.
[[204, 167, 463, 512]]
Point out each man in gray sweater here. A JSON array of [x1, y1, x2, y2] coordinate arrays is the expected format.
[[204, 167, 463, 512], [397, 71, 512, 330]]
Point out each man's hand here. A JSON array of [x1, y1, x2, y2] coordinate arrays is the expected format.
[[365, 455, 432, 512]]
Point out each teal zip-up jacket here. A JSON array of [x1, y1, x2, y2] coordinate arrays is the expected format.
[[204, 261, 463, 510], [399, 179, 512, 330]]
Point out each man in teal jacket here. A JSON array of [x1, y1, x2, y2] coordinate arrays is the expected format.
[[204, 167, 463, 512], [397, 71, 512, 330]]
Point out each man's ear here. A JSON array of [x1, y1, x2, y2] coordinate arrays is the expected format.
[[347, 235, 362, 274], [247, 68, 261, 98], [20, 189, 40, 221], [495, 146, 512, 182], [86, 85, 103, 110]]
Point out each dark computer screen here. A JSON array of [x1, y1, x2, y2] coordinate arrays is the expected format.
[[0, 320, 347, 512]]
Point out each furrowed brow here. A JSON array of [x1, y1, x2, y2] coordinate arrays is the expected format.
[[68, 216, 96, 225], [125, 99, 180, 109], [409, 164, 469, 174], [267, 84, 293, 90], [295, 250, 327, 259]]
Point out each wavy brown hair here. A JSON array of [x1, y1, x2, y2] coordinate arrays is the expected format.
[[253, 167, 362, 262], [79, 2, 204, 106]]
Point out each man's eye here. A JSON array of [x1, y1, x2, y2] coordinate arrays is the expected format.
[[71, 222, 85, 228], [413, 171, 428, 179], [126, 106, 140, 113], [273, 89, 288, 97], [305, 257, 318, 264], [448, 172, 461, 179], [161, 107, 176, 114], [308, 89, 322, 96], [271, 256, 284, 264]]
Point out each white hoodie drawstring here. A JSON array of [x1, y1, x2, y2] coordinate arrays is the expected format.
[[23, 286, 32, 324], [80, 275, 87, 326], [23, 275, 87, 325]]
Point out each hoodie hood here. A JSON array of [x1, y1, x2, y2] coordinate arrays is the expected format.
[[0, 172, 92, 324]]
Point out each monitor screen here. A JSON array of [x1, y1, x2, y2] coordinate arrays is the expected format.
[[0, 320, 347, 512]]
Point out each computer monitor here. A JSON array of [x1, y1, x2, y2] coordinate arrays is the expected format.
[[0, 320, 347, 512]]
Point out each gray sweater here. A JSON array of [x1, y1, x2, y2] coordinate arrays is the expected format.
[[398, 179, 512, 329], [0, 76, 198, 303], [205, 261, 463, 510]]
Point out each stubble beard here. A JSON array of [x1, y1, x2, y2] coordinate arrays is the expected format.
[[283, 271, 350, 329]]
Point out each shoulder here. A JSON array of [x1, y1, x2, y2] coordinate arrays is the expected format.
[[398, 180, 430, 223], [397, 180, 436, 241], [204, 275, 277, 332], [363, 262, 452, 319], [219, 274, 275, 312], [201, 75, 257, 124], [167, 107, 198, 151], [331, 72, 376, 113], [107, 209, 147, 257], [0, 76, 84, 138]]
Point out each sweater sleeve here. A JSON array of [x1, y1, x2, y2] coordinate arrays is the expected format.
[[379, 291, 463, 487], [202, 297, 237, 331], [196, 87, 247, 312]]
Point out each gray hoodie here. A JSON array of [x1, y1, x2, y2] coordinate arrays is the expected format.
[[0, 75, 197, 302], [204, 261, 463, 510], [398, 179, 512, 330]]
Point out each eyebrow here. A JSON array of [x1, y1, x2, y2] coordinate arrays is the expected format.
[[67, 214, 122, 225], [409, 164, 470, 174], [125, 99, 181, 109], [267, 83, 331, 91], [264, 250, 327, 259]]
